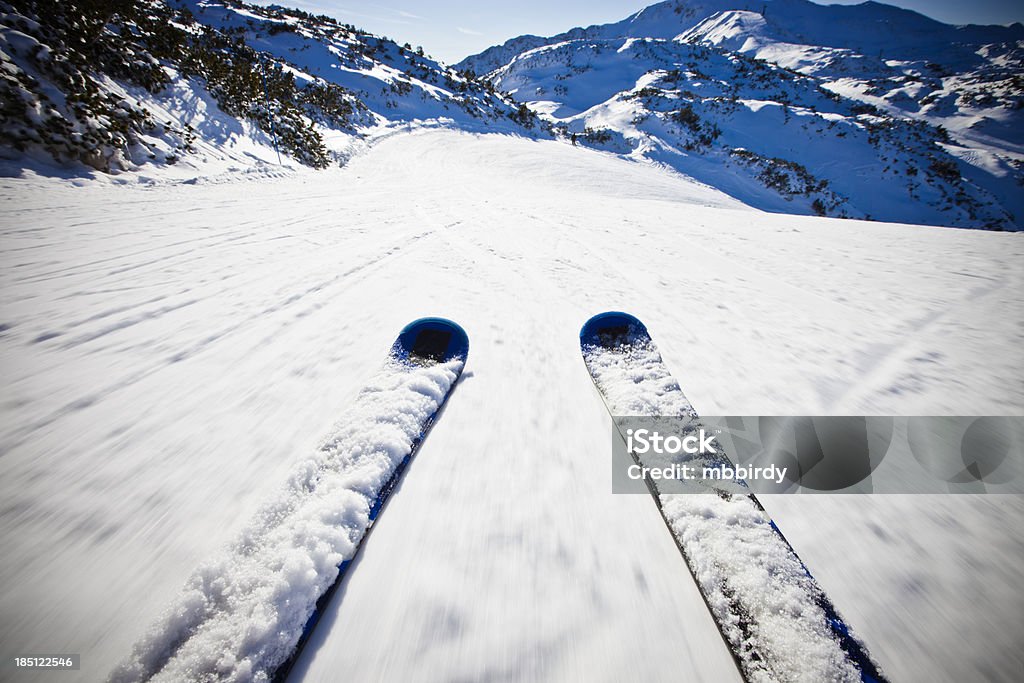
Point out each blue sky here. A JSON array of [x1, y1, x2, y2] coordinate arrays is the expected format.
[[248, 0, 1024, 64]]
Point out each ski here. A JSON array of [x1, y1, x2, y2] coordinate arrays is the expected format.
[[112, 318, 468, 683], [580, 312, 885, 683], [271, 316, 470, 682]]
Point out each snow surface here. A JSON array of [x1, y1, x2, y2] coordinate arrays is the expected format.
[[0, 128, 1022, 682]]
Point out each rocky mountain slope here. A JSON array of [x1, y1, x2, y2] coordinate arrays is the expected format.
[[0, 0, 541, 176]]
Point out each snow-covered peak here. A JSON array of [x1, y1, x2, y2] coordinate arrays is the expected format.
[[676, 10, 768, 49], [459, 0, 1023, 230]]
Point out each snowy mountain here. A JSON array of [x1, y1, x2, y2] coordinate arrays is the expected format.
[[0, 0, 540, 177], [458, 0, 1024, 229], [4, 0, 1020, 230]]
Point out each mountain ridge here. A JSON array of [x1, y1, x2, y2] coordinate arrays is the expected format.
[[459, 0, 1024, 75], [457, 0, 1023, 229]]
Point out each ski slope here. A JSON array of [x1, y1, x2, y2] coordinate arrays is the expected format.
[[1, 129, 1022, 682]]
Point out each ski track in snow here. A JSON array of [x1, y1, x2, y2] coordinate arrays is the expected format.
[[0, 129, 1022, 682]]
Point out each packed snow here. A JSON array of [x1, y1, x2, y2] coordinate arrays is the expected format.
[[0, 129, 1022, 682]]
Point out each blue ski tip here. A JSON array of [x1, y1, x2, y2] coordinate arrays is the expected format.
[[393, 317, 469, 363], [580, 311, 649, 348]]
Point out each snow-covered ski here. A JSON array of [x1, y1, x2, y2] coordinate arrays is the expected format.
[[580, 312, 886, 683], [111, 318, 469, 683]]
